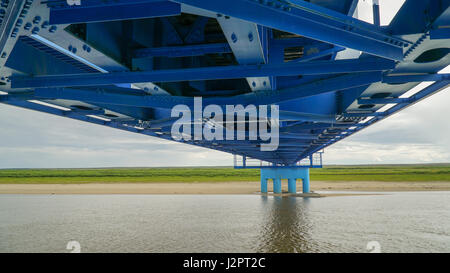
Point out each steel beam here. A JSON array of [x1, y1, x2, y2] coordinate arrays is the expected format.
[[430, 28, 450, 40], [49, 0, 181, 24], [184, 16, 210, 43], [279, 111, 336, 123], [383, 74, 450, 84], [173, 0, 408, 60], [0, 100, 165, 139], [308, 80, 450, 164], [143, 111, 334, 129], [378, 81, 450, 118], [281, 123, 351, 132], [64, 109, 106, 117], [217, 17, 272, 91], [0, 0, 25, 64], [133, 43, 232, 58], [291, 46, 345, 63], [33, 72, 382, 109], [344, 112, 385, 118], [372, 0, 380, 27], [358, 98, 413, 104], [12, 59, 393, 89], [278, 135, 317, 141], [0, 92, 35, 102], [31, 32, 171, 95]]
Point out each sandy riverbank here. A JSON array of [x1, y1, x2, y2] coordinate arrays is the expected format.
[[0, 181, 449, 195]]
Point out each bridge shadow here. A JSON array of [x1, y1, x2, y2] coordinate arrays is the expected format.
[[256, 196, 318, 253]]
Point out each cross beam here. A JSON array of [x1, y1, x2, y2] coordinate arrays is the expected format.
[[12, 58, 394, 89], [133, 43, 232, 58], [32, 72, 382, 109], [172, 0, 409, 60]]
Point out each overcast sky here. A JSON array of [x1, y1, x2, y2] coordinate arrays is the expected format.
[[1, 85, 448, 168], [0, 0, 449, 168]]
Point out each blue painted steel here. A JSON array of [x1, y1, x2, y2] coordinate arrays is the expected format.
[[430, 28, 450, 40], [383, 74, 450, 84], [133, 43, 232, 58], [12, 59, 394, 89], [358, 98, 413, 104], [291, 46, 346, 63], [217, 17, 272, 91], [295, 80, 450, 163], [0, 0, 449, 168], [32, 72, 381, 109], [260, 167, 310, 194], [172, 0, 409, 60], [372, 0, 381, 27], [49, 1, 181, 24]]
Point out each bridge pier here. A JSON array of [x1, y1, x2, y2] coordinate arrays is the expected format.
[[302, 174, 310, 194], [261, 177, 268, 193], [273, 178, 282, 194], [288, 178, 296, 193], [260, 167, 310, 194]]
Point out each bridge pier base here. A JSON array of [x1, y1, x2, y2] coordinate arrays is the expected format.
[[260, 167, 310, 194]]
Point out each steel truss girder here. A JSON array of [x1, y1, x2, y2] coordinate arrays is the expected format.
[[0, 101, 228, 157], [0, 0, 25, 69], [146, 110, 336, 127], [12, 59, 393, 89], [32, 72, 382, 109], [1, 0, 447, 166], [172, 0, 409, 60], [295, 80, 450, 163], [374, 81, 450, 118]]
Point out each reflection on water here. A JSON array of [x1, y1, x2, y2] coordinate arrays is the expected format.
[[0, 192, 449, 253], [257, 196, 316, 253]]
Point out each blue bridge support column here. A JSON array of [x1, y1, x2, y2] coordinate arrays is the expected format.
[[260, 167, 310, 194], [261, 177, 268, 193], [302, 169, 310, 194], [273, 178, 282, 194], [288, 178, 296, 194]]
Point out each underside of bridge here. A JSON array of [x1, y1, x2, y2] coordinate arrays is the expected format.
[[0, 0, 449, 193]]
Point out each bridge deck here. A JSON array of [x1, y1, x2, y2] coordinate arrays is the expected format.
[[0, 0, 449, 166]]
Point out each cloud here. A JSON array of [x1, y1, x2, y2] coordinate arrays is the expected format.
[[324, 87, 450, 164], [1, 86, 449, 168], [0, 86, 449, 168], [0, 104, 232, 168]]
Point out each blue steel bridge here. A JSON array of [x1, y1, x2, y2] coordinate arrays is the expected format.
[[0, 0, 449, 193]]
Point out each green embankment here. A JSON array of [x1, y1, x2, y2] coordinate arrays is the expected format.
[[0, 164, 449, 184]]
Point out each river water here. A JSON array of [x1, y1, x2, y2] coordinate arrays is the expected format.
[[0, 192, 449, 253]]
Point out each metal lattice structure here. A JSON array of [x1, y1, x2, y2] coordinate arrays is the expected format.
[[0, 0, 449, 166]]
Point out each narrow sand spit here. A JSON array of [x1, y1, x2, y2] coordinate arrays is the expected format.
[[0, 181, 449, 195]]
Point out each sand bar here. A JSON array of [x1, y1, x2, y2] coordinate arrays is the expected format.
[[0, 181, 449, 195]]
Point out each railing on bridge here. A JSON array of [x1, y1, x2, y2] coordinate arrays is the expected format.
[[233, 152, 323, 169]]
